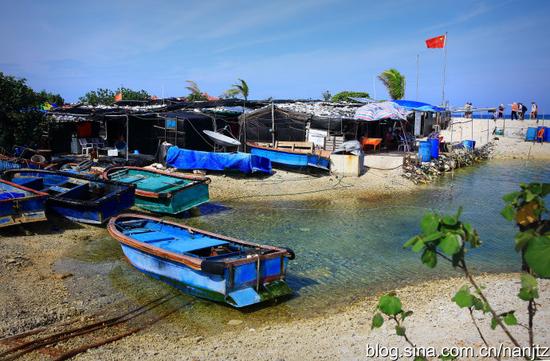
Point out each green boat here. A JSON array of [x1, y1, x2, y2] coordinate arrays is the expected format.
[[103, 167, 210, 214]]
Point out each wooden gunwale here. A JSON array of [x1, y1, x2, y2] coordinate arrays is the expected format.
[[108, 213, 289, 271], [102, 166, 210, 200], [247, 142, 329, 159]]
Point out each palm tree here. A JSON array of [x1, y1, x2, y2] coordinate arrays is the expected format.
[[231, 79, 249, 103], [230, 79, 250, 150], [377, 69, 406, 100], [185, 80, 206, 101]]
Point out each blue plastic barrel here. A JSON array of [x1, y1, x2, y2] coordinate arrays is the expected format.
[[525, 127, 537, 141], [463, 140, 476, 150], [545, 127, 550, 142], [418, 141, 431, 162], [428, 138, 440, 159]]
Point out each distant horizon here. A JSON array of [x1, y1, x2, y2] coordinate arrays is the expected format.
[[2, 0, 549, 111]]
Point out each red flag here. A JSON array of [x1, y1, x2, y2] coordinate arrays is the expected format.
[[114, 92, 123, 102], [425, 34, 446, 48]]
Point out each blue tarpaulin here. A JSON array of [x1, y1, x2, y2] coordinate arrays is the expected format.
[[393, 100, 444, 112], [166, 147, 272, 174]]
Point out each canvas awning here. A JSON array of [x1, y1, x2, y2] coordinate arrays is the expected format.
[[393, 100, 444, 112]]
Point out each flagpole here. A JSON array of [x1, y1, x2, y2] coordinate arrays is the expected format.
[[416, 53, 419, 101], [442, 32, 448, 107]]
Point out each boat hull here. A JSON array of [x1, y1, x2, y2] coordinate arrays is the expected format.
[[0, 180, 47, 228], [120, 243, 292, 307], [249, 145, 330, 170], [134, 183, 209, 214]]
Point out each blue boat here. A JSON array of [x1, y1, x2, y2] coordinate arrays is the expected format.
[[0, 154, 50, 172], [108, 214, 295, 308], [247, 143, 330, 171], [0, 179, 48, 228], [2, 169, 135, 224]]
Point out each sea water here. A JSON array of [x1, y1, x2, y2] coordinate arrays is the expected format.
[[67, 160, 550, 329]]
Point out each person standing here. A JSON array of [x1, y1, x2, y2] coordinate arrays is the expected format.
[[511, 102, 518, 120], [498, 104, 505, 119], [521, 103, 528, 120], [531, 102, 538, 121]]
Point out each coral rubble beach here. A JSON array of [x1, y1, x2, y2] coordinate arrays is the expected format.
[[1, 118, 549, 360]]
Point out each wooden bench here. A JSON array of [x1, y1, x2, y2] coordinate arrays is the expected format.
[[275, 141, 314, 153]]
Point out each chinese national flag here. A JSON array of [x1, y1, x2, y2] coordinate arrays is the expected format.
[[425, 34, 446, 48], [114, 92, 123, 102]]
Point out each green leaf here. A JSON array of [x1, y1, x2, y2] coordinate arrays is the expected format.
[[529, 183, 542, 195], [378, 294, 402, 316], [515, 230, 536, 252], [518, 273, 539, 301], [421, 213, 439, 234], [404, 236, 419, 248], [401, 310, 413, 321], [503, 312, 518, 326], [439, 234, 462, 256], [452, 286, 474, 308], [371, 313, 384, 329], [395, 325, 406, 336], [541, 183, 550, 196], [503, 191, 521, 203], [472, 296, 484, 311], [442, 215, 458, 226], [524, 235, 550, 277], [525, 190, 536, 202], [412, 238, 425, 253], [501, 204, 516, 221], [423, 231, 444, 242], [421, 248, 437, 268]]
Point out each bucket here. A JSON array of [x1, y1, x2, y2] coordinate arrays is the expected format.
[[418, 141, 431, 162], [428, 138, 440, 159], [463, 140, 476, 150], [525, 127, 537, 141]]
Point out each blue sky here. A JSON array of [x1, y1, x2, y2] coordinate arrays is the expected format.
[[1, 0, 549, 110]]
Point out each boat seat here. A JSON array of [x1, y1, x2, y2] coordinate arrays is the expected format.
[[132, 231, 175, 244], [48, 185, 71, 193], [126, 228, 154, 235], [117, 175, 146, 184]]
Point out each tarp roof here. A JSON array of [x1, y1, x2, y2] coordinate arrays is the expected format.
[[393, 100, 444, 112]]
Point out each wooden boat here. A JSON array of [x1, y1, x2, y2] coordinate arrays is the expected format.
[[102, 167, 210, 214], [108, 214, 295, 308], [247, 142, 330, 170], [2, 169, 135, 224], [0, 179, 48, 228]]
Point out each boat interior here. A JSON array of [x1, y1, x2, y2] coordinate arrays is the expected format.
[[8, 173, 113, 201], [116, 219, 271, 260], [108, 169, 192, 194]]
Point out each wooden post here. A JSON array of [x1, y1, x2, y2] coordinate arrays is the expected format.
[[125, 115, 129, 161], [271, 101, 275, 146]]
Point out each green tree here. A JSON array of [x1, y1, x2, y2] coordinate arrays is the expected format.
[[79, 87, 150, 105], [0, 72, 48, 150], [331, 91, 370, 102], [36, 90, 64, 107], [321, 90, 331, 101], [378, 68, 406, 100], [231, 79, 249, 103], [185, 80, 208, 101]]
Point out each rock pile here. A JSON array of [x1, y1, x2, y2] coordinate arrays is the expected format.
[[402, 143, 494, 184]]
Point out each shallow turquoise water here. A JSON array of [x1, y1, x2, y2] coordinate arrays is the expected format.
[[71, 160, 549, 327], [181, 160, 550, 315]]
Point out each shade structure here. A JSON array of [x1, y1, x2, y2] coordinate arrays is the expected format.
[[354, 101, 408, 122], [393, 100, 444, 113]]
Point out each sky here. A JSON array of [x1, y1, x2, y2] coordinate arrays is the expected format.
[[1, 0, 550, 110]]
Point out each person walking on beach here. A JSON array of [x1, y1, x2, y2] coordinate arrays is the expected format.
[[536, 127, 545, 143], [531, 102, 538, 121], [511, 102, 518, 120]]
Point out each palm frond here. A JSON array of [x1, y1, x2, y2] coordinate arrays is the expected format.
[[377, 69, 405, 100]]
